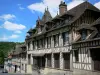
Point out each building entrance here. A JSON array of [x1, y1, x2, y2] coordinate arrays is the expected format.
[[33, 56, 45, 69], [91, 48, 100, 71], [63, 53, 70, 69]]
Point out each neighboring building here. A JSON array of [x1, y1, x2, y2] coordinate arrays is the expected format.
[[25, 1, 100, 75], [5, 44, 27, 73], [11, 45, 22, 73], [20, 44, 27, 73], [4, 53, 12, 72]]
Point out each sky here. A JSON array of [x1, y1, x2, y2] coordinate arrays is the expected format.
[[0, 0, 100, 42]]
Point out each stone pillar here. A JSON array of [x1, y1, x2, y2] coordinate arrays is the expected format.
[[59, 33, 63, 46], [31, 54, 33, 65], [52, 53, 54, 68], [51, 36, 54, 48], [60, 52, 63, 69], [26, 54, 28, 64], [45, 55, 47, 67], [70, 51, 73, 71]]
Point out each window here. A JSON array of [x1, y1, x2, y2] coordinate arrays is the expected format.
[[47, 37, 51, 48], [41, 39, 44, 48], [74, 50, 79, 62], [62, 32, 69, 46], [37, 40, 40, 49], [81, 30, 87, 40], [40, 39, 42, 48], [32, 41, 35, 50], [28, 42, 30, 50], [42, 39, 45, 48], [54, 34, 59, 47]]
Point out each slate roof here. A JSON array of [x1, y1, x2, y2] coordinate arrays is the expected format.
[[42, 8, 52, 23], [45, 1, 100, 32], [14, 45, 22, 55], [67, 1, 100, 23], [27, 1, 100, 39], [27, 28, 33, 33], [11, 44, 25, 55], [20, 44, 26, 48]]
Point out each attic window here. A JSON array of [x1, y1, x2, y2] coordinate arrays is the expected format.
[[81, 29, 87, 40], [54, 34, 59, 47], [62, 32, 69, 46], [28, 42, 30, 50]]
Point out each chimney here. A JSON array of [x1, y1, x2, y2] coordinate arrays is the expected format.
[[59, 1, 67, 15]]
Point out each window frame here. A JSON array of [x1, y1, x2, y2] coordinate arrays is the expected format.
[[62, 32, 69, 46]]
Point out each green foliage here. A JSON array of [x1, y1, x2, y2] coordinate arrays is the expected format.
[[0, 51, 4, 64], [0, 42, 15, 55], [0, 42, 24, 64]]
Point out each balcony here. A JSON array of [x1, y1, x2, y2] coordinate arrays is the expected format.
[[27, 46, 71, 54]]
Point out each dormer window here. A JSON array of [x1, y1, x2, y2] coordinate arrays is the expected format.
[[54, 34, 59, 47], [28, 42, 30, 50], [81, 29, 87, 40], [62, 32, 69, 46]]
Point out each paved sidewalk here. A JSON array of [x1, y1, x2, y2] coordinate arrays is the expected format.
[[8, 72, 32, 75]]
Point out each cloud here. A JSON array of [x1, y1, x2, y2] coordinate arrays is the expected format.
[[94, 1, 100, 10], [0, 14, 16, 21], [28, 0, 63, 17], [9, 34, 19, 39], [14, 30, 22, 34], [27, 0, 86, 17], [0, 34, 20, 41], [18, 4, 25, 10], [0, 26, 2, 28], [67, 0, 84, 10], [0, 35, 8, 41], [2, 21, 26, 31]]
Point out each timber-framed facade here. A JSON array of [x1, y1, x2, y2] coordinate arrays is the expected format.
[[72, 17, 100, 72], [25, 1, 100, 75]]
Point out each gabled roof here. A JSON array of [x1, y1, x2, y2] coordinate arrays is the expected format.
[[67, 1, 100, 23], [27, 1, 100, 39], [46, 1, 100, 32], [42, 8, 52, 23]]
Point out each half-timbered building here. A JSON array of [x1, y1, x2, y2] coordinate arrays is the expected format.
[[25, 1, 100, 75]]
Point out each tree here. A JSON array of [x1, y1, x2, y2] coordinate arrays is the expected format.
[[0, 51, 4, 64]]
